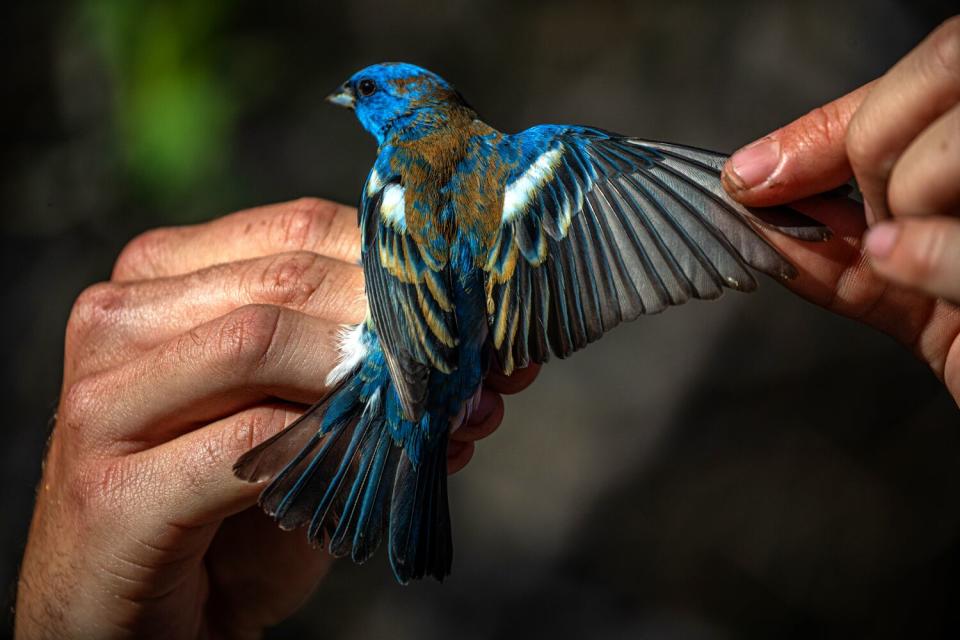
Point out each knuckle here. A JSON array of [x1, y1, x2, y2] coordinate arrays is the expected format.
[[232, 406, 295, 452], [59, 377, 103, 441], [272, 198, 340, 252], [69, 457, 132, 514], [113, 228, 169, 279], [178, 408, 292, 497], [255, 251, 330, 308], [930, 16, 960, 73], [182, 440, 218, 497], [802, 103, 847, 151], [155, 327, 203, 372], [213, 304, 284, 371], [199, 407, 290, 476], [67, 282, 126, 338]]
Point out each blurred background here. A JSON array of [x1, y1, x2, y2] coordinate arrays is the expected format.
[[3, 0, 959, 637]]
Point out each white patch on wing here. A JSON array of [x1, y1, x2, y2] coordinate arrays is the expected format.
[[380, 184, 406, 229], [366, 169, 383, 197], [502, 147, 563, 223], [558, 185, 581, 236], [325, 322, 368, 386]]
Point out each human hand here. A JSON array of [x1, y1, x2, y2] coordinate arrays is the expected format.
[[15, 198, 539, 639], [720, 17, 960, 405]]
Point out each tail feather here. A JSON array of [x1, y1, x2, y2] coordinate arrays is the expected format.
[[389, 431, 452, 583], [352, 431, 400, 563], [240, 377, 366, 532], [233, 366, 454, 582], [262, 419, 358, 529], [329, 403, 387, 556], [306, 405, 378, 542], [268, 422, 352, 529]]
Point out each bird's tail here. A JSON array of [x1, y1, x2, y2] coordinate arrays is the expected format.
[[233, 352, 452, 583]]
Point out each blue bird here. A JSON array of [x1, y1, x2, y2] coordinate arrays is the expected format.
[[234, 62, 830, 583]]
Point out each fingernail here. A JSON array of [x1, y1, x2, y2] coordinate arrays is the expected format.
[[727, 138, 781, 190], [865, 223, 899, 259], [468, 392, 497, 425]]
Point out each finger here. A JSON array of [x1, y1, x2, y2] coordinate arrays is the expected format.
[[69, 252, 365, 378], [66, 305, 342, 452], [79, 404, 320, 614], [485, 363, 541, 395], [452, 390, 503, 443], [846, 17, 960, 222], [753, 195, 960, 386], [133, 403, 306, 526], [140, 400, 486, 528], [864, 217, 960, 305], [112, 198, 361, 282], [721, 82, 874, 206], [888, 103, 960, 218]]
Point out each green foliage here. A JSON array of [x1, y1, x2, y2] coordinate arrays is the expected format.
[[83, 0, 235, 208]]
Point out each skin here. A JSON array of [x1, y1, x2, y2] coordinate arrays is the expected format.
[[722, 16, 960, 406], [14, 197, 539, 639], [16, 15, 959, 640]]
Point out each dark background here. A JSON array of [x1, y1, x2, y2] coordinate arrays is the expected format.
[[3, 1, 959, 638]]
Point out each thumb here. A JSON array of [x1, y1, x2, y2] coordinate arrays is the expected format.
[[721, 81, 876, 207]]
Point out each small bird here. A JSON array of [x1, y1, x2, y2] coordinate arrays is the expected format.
[[234, 62, 830, 583]]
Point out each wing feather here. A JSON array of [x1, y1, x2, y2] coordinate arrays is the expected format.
[[361, 175, 458, 419], [486, 126, 832, 374]]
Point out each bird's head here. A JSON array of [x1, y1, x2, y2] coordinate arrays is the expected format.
[[326, 63, 469, 143]]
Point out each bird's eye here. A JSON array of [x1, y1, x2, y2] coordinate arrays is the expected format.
[[357, 79, 377, 97]]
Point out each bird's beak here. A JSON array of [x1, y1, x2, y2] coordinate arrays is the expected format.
[[325, 83, 356, 109]]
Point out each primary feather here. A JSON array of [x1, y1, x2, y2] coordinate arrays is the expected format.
[[234, 62, 831, 583]]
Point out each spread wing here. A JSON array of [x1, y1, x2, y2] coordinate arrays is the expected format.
[[361, 169, 458, 420], [485, 125, 830, 374]]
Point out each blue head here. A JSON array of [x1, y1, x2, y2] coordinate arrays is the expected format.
[[326, 63, 469, 143]]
